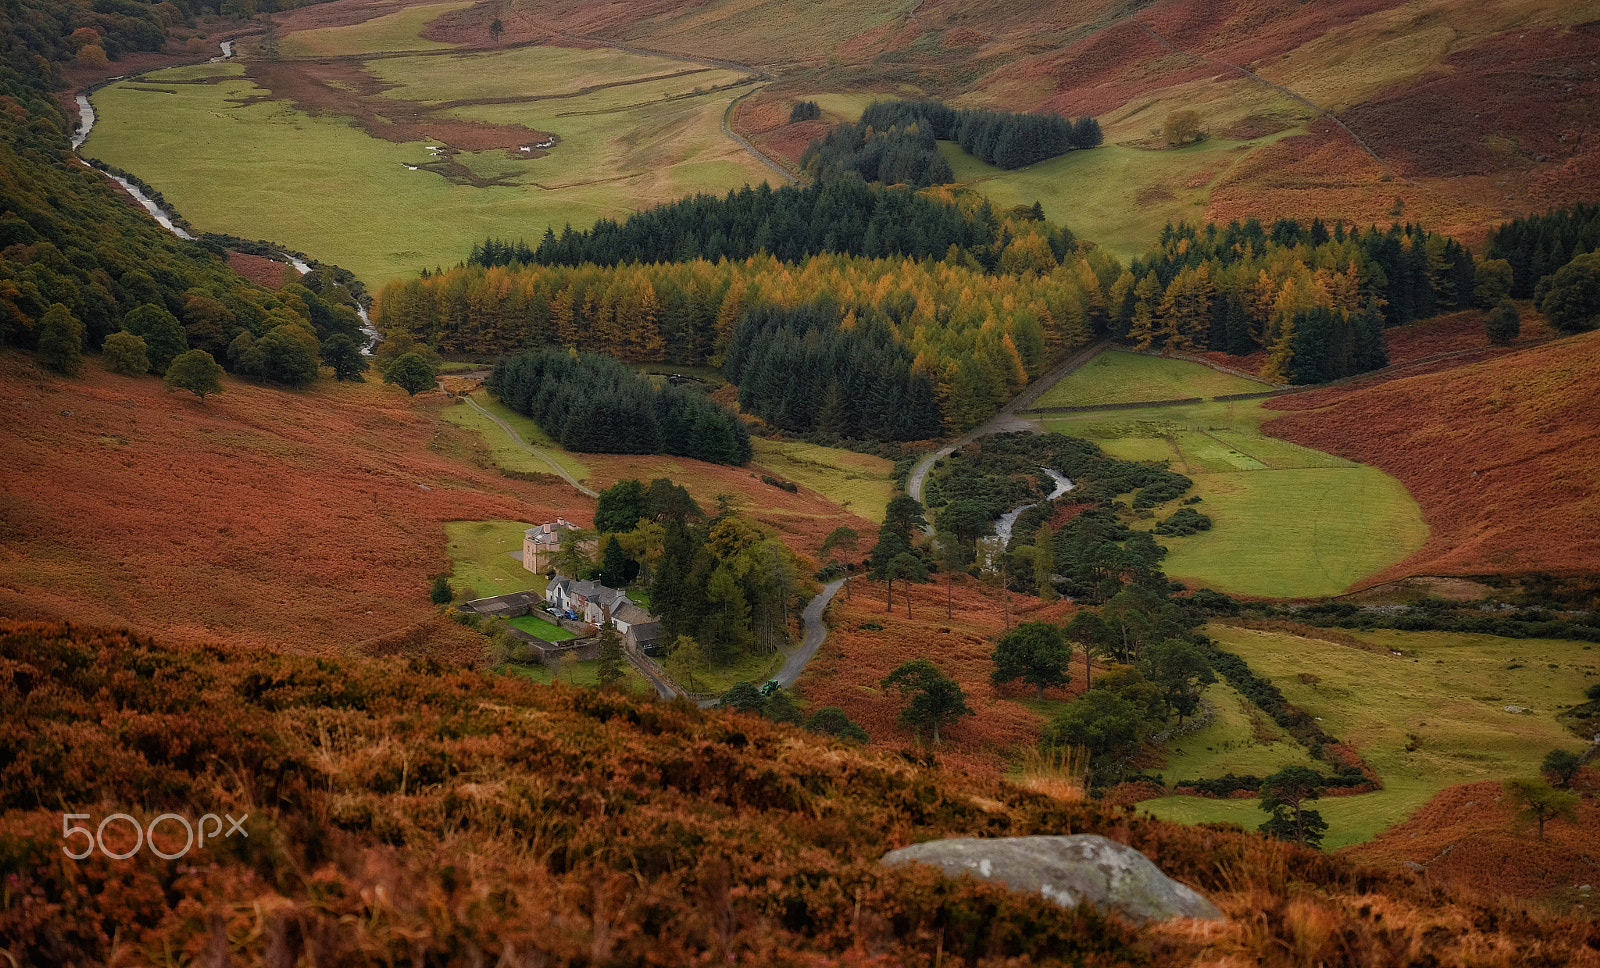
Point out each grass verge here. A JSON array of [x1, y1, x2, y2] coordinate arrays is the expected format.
[[444, 392, 592, 484]]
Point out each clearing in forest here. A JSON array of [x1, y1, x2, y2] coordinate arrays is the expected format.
[[1140, 624, 1600, 850]]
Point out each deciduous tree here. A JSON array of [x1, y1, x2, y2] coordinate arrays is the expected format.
[[163, 349, 225, 401], [384, 352, 440, 395], [101, 331, 149, 376], [321, 333, 368, 381], [1505, 778, 1579, 839], [991, 621, 1072, 699], [36, 303, 84, 375]]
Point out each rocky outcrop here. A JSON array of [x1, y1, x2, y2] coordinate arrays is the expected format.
[[881, 834, 1223, 924]]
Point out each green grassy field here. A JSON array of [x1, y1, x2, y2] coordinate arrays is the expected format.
[[688, 649, 784, 696], [443, 392, 593, 484], [938, 132, 1300, 262], [1035, 350, 1266, 407], [501, 659, 650, 693], [444, 519, 542, 601], [1040, 378, 1426, 597], [750, 439, 896, 523], [84, 44, 773, 287], [1141, 625, 1600, 849], [508, 613, 576, 642], [1159, 679, 1323, 783], [276, 2, 470, 58]]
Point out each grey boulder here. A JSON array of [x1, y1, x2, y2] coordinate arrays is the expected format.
[[881, 834, 1222, 924]]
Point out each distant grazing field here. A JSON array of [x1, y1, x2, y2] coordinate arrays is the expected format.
[[938, 133, 1300, 262], [83, 31, 774, 287], [1034, 350, 1266, 408], [276, 1, 468, 57], [1141, 625, 1600, 849], [1038, 355, 1426, 598]]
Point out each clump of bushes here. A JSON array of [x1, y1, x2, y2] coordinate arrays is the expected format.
[[1155, 507, 1212, 536]]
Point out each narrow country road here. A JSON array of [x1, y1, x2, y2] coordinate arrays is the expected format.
[[773, 578, 847, 689], [907, 339, 1111, 525], [462, 393, 599, 498]]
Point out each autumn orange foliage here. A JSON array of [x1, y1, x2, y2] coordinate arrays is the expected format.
[[3, 619, 1597, 966], [800, 574, 1082, 779], [1344, 779, 1600, 911]]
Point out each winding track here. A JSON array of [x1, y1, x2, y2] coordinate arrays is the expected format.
[[461, 393, 599, 498], [906, 339, 1111, 525]]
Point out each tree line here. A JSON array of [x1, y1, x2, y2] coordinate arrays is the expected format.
[[467, 180, 1007, 269], [377, 244, 1114, 434], [859, 99, 1103, 169], [1485, 204, 1600, 298], [1109, 219, 1474, 383], [798, 99, 1102, 188], [721, 301, 944, 441], [486, 350, 753, 465]]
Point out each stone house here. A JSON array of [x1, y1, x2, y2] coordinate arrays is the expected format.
[[546, 576, 663, 651], [522, 518, 593, 574]]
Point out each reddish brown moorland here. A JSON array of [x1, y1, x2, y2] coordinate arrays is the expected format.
[[1343, 777, 1600, 909], [0, 351, 573, 658], [1263, 329, 1600, 581]]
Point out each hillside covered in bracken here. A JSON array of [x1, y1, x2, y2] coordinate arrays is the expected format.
[[453, 0, 1600, 247], [1264, 327, 1600, 581], [4, 620, 1599, 966]]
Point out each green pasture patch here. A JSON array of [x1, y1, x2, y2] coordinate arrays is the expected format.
[[1206, 427, 1354, 470], [84, 49, 774, 288], [508, 613, 576, 642], [1034, 350, 1265, 408], [452, 391, 592, 483], [365, 45, 696, 103], [692, 649, 784, 696], [277, 2, 469, 58], [1158, 680, 1321, 783], [444, 519, 541, 601], [1142, 625, 1600, 848], [939, 132, 1300, 262], [1167, 429, 1267, 473], [502, 659, 649, 693], [1159, 465, 1422, 598], [751, 439, 896, 522], [1042, 397, 1426, 598]]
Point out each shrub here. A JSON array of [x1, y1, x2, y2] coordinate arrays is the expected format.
[[1485, 298, 1521, 345]]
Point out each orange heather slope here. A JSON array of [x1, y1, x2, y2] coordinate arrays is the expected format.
[[1342, 778, 1600, 908], [0, 351, 573, 657], [1263, 329, 1600, 582]]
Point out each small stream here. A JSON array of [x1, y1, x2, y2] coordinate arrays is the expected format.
[[75, 45, 380, 353], [993, 468, 1075, 546]]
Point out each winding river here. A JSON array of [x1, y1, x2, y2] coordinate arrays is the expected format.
[[73, 43, 380, 352], [992, 468, 1075, 546]]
